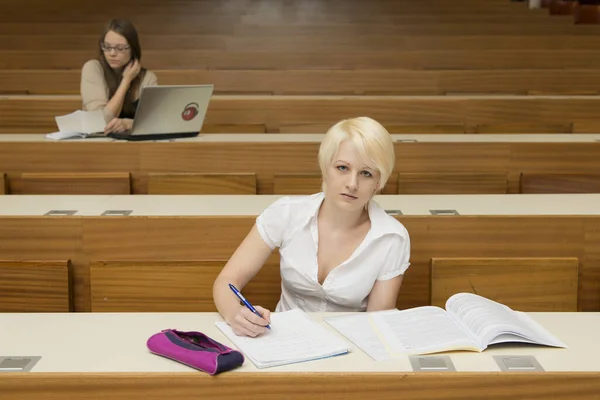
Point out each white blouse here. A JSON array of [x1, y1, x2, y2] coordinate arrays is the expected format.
[[256, 192, 411, 312]]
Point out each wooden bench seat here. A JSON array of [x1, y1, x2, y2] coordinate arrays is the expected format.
[[520, 172, 600, 193], [20, 172, 131, 195], [1, 139, 600, 195], [3, 48, 600, 70], [1, 95, 599, 134], [0, 172, 6, 194], [574, 2, 600, 24], [90, 260, 280, 312], [430, 257, 579, 311], [2, 69, 600, 96], [398, 173, 508, 194], [147, 173, 257, 194], [0, 260, 71, 312], [273, 174, 323, 195], [1, 200, 599, 312]]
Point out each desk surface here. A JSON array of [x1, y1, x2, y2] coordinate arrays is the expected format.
[[0, 194, 599, 216], [0, 133, 599, 143], [0, 312, 598, 373]]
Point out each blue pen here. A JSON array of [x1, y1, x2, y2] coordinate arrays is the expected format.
[[229, 284, 271, 329]]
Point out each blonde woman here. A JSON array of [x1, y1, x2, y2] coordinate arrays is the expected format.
[[213, 117, 411, 337]]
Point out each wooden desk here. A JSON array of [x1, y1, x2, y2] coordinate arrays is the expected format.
[[0, 312, 598, 400], [2, 95, 600, 134], [1, 134, 600, 194], [0, 194, 599, 312]]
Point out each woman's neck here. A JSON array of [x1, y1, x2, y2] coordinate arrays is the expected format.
[[318, 195, 370, 232]]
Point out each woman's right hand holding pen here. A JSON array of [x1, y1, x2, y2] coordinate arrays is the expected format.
[[228, 305, 271, 337]]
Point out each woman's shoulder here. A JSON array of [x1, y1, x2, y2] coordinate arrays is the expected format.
[[82, 59, 102, 73], [81, 60, 105, 82], [142, 69, 158, 85], [369, 200, 410, 240]]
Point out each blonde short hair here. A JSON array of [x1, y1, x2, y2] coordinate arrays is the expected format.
[[318, 117, 395, 192]]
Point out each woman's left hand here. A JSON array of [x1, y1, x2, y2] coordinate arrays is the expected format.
[[104, 118, 133, 134]]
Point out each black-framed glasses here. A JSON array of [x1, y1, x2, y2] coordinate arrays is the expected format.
[[100, 43, 131, 53]]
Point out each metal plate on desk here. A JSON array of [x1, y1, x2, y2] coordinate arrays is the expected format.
[[430, 209, 460, 216], [45, 210, 77, 216], [494, 355, 544, 372], [409, 355, 456, 372], [0, 356, 41, 372], [396, 139, 418, 143], [101, 210, 133, 216], [385, 209, 403, 215]]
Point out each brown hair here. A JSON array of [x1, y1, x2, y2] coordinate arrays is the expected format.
[[98, 19, 146, 117]]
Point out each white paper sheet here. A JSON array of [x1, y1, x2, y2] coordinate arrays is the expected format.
[[215, 308, 350, 368]]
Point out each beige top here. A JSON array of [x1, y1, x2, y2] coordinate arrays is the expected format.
[[80, 59, 158, 122]]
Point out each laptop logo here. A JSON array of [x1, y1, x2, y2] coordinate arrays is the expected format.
[[181, 102, 199, 121]]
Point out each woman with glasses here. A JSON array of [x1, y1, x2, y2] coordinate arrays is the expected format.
[[80, 19, 157, 134]]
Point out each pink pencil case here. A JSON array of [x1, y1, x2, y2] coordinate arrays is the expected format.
[[147, 329, 244, 375]]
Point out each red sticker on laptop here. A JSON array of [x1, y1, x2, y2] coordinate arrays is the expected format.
[[182, 102, 199, 121]]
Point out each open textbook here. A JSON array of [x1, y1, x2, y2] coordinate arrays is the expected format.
[[215, 308, 350, 369], [325, 293, 567, 361], [45, 110, 107, 140]]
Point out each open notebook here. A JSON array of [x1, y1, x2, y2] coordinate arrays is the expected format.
[[46, 110, 106, 140], [215, 308, 350, 368], [325, 293, 567, 361]]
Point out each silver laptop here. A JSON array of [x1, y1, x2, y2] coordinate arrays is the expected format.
[[108, 84, 214, 141]]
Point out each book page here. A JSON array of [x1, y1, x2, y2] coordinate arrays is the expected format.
[[55, 110, 84, 134], [445, 293, 566, 349], [215, 308, 349, 368], [370, 306, 481, 355], [45, 131, 85, 140], [324, 313, 392, 361], [81, 110, 106, 134]]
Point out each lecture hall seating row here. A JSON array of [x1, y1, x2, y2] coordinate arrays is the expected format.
[[1, 136, 600, 194], [1, 171, 600, 195], [0, 257, 579, 313], [1, 0, 598, 137], [541, 0, 600, 24], [1, 193, 598, 313], [1, 95, 600, 134], [3, 69, 600, 96]]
